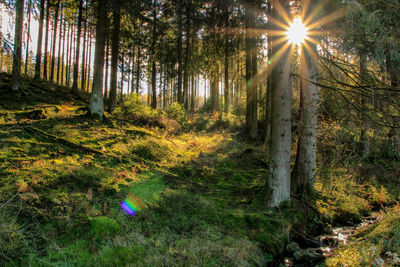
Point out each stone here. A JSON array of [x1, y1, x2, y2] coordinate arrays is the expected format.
[[286, 242, 301, 253], [293, 248, 323, 262]]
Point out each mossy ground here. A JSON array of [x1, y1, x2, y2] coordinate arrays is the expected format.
[[0, 73, 399, 266]]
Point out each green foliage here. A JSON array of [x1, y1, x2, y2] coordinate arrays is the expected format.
[[114, 94, 159, 121], [90, 216, 120, 238], [165, 102, 186, 125]]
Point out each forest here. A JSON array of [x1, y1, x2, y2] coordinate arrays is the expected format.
[[0, 0, 399, 265]]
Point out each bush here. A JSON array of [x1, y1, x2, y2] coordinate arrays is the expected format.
[[114, 94, 159, 122], [165, 102, 186, 125]]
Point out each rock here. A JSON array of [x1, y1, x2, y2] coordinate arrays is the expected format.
[[393, 255, 400, 265], [372, 257, 384, 267], [294, 248, 323, 262], [286, 242, 301, 253]]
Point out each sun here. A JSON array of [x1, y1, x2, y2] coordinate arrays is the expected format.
[[287, 16, 308, 46]]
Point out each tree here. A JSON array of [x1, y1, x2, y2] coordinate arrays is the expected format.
[[72, 0, 84, 92], [291, 42, 319, 196], [108, 0, 121, 113], [265, 0, 292, 207], [244, 0, 258, 139], [11, 0, 25, 92], [90, 0, 108, 119]]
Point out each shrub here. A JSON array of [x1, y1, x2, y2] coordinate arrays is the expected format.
[[114, 94, 159, 122], [90, 216, 120, 238], [165, 102, 186, 125]]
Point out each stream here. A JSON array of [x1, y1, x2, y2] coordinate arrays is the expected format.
[[279, 213, 383, 266]]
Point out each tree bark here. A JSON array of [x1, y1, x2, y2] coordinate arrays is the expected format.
[[109, 0, 121, 113], [72, 0, 83, 92], [34, 0, 45, 79], [50, 0, 60, 82], [291, 43, 319, 196], [81, 15, 87, 92], [12, 0, 25, 92], [90, 0, 108, 119], [265, 0, 292, 207], [24, 0, 32, 75], [56, 4, 63, 84], [60, 17, 66, 85], [177, 2, 183, 104], [43, 0, 50, 80]]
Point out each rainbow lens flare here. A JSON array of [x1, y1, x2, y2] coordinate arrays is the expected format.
[[121, 193, 143, 216]]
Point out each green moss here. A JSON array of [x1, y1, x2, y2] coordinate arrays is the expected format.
[[90, 216, 120, 238]]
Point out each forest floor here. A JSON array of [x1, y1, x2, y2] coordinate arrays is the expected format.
[[0, 73, 400, 266]]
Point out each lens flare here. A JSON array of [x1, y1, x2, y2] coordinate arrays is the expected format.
[[121, 193, 143, 216], [287, 16, 308, 46]]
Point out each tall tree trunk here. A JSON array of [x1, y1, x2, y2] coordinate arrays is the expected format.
[[90, 0, 108, 119], [210, 73, 219, 113], [224, 8, 229, 113], [177, 3, 183, 104], [191, 74, 195, 111], [87, 34, 92, 92], [109, 1, 121, 113], [72, 0, 83, 92], [24, 0, 32, 75], [85, 23, 91, 91], [50, 0, 60, 82], [264, 1, 272, 149], [43, 0, 50, 80], [135, 47, 140, 94], [12, 0, 25, 92], [291, 43, 319, 196], [245, 1, 258, 139], [183, 7, 191, 111], [104, 28, 110, 98], [265, 0, 292, 207], [64, 23, 70, 85], [67, 23, 75, 87], [81, 16, 87, 92], [34, 0, 45, 79], [56, 5, 63, 84], [60, 18, 66, 85]]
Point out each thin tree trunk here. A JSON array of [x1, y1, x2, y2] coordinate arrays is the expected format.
[[265, 0, 292, 207], [109, 1, 121, 113], [56, 5, 63, 84], [50, 0, 60, 82], [104, 31, 110, 98], [64, 23, 70, 86], [135, 47, 140, 94], [43, 0, 50, 80], [81, 16, 87, 92], [72, 0, 83, 92], [87, 34, 92, 92], [67, 23, 75, 87], [12, 0, 24, 92], [60, 18, 66, 85], [24, 0, 32, 75], [34, 0, 45, 79], [177, 3, 183, 104], [90, 0, 108, 119]]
